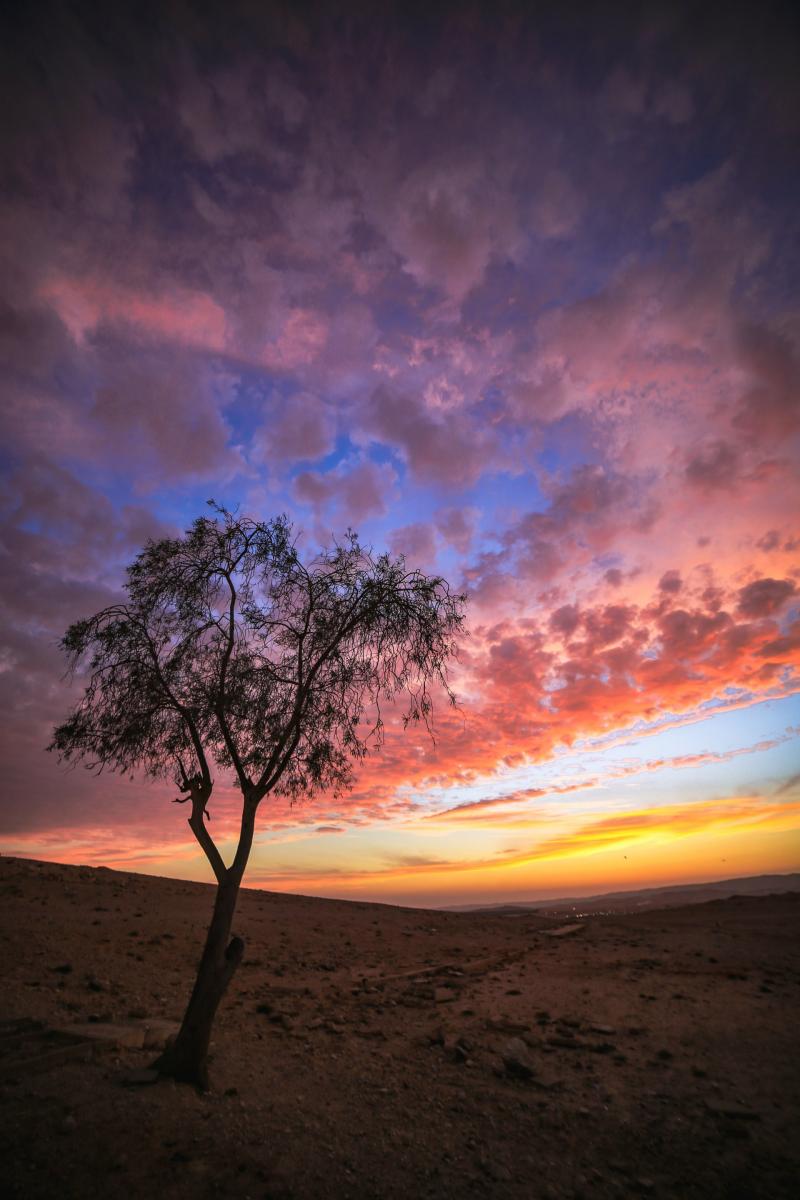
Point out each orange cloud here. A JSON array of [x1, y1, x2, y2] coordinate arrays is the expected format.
[[243, 790, 800, 891], [521, 796, 800, 865], [426, 780, 593, 821], [319, 581, 799, 831]]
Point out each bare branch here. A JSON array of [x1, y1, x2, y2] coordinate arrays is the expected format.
[[187, 788, 227, 885], [212, 569, 251, 793]]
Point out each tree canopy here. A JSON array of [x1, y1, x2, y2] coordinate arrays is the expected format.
[[51, 503, 466, 812]]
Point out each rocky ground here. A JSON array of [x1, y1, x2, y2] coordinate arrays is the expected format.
[[1, 855, 798, 1199]]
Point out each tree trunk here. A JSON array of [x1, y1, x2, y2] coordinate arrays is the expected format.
[[152, 876, 244, 1090]]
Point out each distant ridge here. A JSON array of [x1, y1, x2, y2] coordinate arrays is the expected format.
[[442, 873, 800, 916]]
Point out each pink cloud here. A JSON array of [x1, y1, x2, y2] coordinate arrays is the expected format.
[[684, 440, 740, 491], [388, 522, 438, 567], [737, 578, 796, 619], [253, 392, 336, 467], [293, 460, 397, 525], [41, 275, 229, 350], [435, 507, 479, 554], [259, 309, 329, 371], [365, 386, 497, 488], [658, 570, 683, 594]]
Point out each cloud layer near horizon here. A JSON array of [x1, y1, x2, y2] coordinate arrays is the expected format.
[[1, 1, 798, 895]]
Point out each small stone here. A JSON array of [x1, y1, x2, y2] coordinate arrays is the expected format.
[[479, 1160, 512, 1182], [66, 1022, 146, 1050], [485, 1018, 530, 1035], [502, 1037, 536, 1080], [548, 1034, 587, 1050], [119, 1068, 160, 1087], [704, 1099, 761, 1121], [141, 1020, 180, 1049]]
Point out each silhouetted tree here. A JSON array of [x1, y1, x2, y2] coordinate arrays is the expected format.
[[50, 503, 466, 1088]]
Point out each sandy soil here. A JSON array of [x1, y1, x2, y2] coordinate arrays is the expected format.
[[1, 856, 798, 1199]]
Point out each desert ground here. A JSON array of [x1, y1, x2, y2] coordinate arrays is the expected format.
[[1, 856, 798, 1199]]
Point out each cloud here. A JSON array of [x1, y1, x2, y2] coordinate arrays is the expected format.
[[260, 309, 329, 372], [522, 797, 800, 863], [358, 154, 524, 303], [530, 169, 584, 240], [435, 507, 479, 555], [293, 460, 397, 525], [427, 780, 592, 821], [424, 731, 798, 828], [466, 464, 658, 606], [685, 441, 740, 492], [41, 274, 229, 350], [388, 522, 438, 567], [733, 322, 800, 442], [240, 794, 800, 890], [252, 392, 336, 468], [737, 578, 796, 619], [550, 605, 580, 638], [658, 570, 682, 594], [583, 605, 636, 649], [364, 387, 497, 488]]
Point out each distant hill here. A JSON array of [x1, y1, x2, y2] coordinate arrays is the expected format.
[[443, 873, 800, 916]]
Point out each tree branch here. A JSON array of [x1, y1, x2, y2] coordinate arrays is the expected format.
[[187, 786, 227, 884], [230, 793, 258, 883], [253, 587, 378, 798], [134, 617, 213, 790], [213, 569, 251, 793]]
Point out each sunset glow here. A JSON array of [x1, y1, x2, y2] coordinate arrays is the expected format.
[[1, 1, 798, 906]]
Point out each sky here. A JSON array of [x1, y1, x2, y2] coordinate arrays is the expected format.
[[1, 0, 799, 907]]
